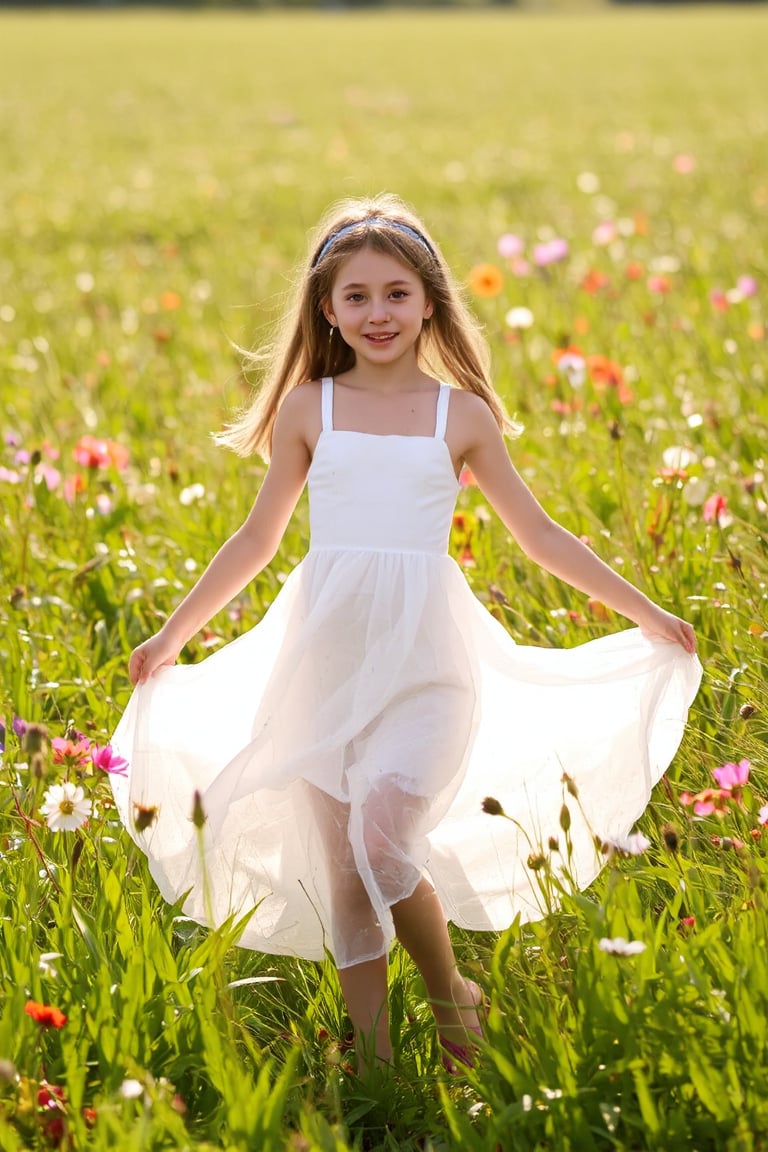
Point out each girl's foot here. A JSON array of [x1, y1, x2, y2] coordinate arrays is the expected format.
[[432, 976, 484, 1073]]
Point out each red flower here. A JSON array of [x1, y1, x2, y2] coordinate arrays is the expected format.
[[73, 435, 129, 472], [25, 1000, 67, 1028]]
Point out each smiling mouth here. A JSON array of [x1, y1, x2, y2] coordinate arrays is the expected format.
[[364, 333, 397, 343]]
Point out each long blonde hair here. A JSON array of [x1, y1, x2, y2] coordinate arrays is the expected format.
[[216, 193, 519, 459]]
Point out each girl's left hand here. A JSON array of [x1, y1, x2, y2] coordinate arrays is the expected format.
[[638, 606, 697, 655]]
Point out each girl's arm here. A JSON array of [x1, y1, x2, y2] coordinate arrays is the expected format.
[[460, 397, 696, 654], [129, 393, 313, 684]]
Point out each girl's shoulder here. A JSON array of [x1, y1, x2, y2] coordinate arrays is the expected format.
[[273, 380, 323, 447]]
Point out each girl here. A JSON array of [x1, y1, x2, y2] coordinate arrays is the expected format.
[[112, 193, 701, 1073]]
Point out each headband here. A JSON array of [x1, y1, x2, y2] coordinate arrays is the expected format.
[[312, 219, 436, 267]]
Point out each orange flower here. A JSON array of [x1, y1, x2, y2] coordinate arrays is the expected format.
[[25, 1000, 67, 1029], [160, 291, 181, 311], [467, 264, 504, 298], [580, 269, 610, 294], [586, 355, 624, 390], [625, 261, 645, 281]]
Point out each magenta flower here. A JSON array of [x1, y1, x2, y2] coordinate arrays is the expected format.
[[712, 759, 750, 790], [91, 743, 128, 776], [737, 275, 757, 299], [759, 804, 768, 826], [533, 238, 569, 267]]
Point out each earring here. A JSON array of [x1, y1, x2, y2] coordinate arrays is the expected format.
[[329, 323, 335, 336]]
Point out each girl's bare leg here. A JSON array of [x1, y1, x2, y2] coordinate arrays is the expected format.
[[391, 878, 481, 1050], [337, 955, 391, 1070]]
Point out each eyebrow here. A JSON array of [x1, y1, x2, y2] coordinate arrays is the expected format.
[[340, 279, 414, 290]]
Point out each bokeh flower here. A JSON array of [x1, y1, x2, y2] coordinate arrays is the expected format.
[[25, 1000, 67, 1029], [702, 492, 730, 525], [533, 238, 569, 267], [497, 233, 524, 259], [712, 759, 750, 791], [505, 306, 534, 330], [41, 782, 92, 832], [759, 804, 768, 826], [467, 264, 504, 298], [73, 435, 129, 472], [679, 787, 731, 817], [603, 830, 651, 856], [599, 937, 646, 956]]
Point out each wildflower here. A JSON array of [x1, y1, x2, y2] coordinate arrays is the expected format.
[[38, 1082, 67, 1145], [39, 953, 62, 979], [160, 290, 181, 310], [736, 275, 758, 299], [481, 796, 505, 817], [758, 804, 768, 826], [555, 351, 587, 388], [679, 787, 732, 817], [647, 275, 671, 294], [51, 736, 91, 769], [580, 269, 610, 294], [702, 493, 730, 525], [505, 307, 534, 330], [40, 782, 92, 832], [527, 852, 546, 871], [533, 238, 569, 267], [119, 1079, 144, 1100], [625, 261, 645, 281], [467, 264, 504, 298], [673, 153, 696, 174], [91, 744, 128, 776], [25, 1000, 67, 1029], [680, 916, 696, 929], [603, 830, 651, 857], [497, 233, 524, 259], [73, 435, 129, 472], [598, 937, 646, 956], [592, 221, 616, 246], [586, 354, 624, 390], [712, 759, 750, 793], [179, 482, 205, 506]]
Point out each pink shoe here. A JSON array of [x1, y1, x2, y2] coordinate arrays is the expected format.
[[439, 1025, 483, 1074]]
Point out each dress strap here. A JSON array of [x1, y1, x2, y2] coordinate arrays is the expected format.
[[321, 377, 334, 432], [434, 382, 451, 440]]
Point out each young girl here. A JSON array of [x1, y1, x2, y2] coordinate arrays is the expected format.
[[112, 193, 701, 1073]]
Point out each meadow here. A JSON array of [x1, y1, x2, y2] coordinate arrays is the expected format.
[[1, 6, 768, 1148]]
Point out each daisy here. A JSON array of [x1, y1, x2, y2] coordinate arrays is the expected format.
[[41, 782, 92, 832]]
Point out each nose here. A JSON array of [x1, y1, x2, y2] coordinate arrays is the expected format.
[[369, 298, 390, 323]]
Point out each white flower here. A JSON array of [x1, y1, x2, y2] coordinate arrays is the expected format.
[[605, 830, 651, 856], [556, 352, 587, 388], [662, 446, 698, 470], [119, 1078, 145, 1100], [39, 952, 63, 978], [599, 936, 646, 957], [179, 483, 205, 506], [505, 306, 534, 330], [40, 782, 92, 832]]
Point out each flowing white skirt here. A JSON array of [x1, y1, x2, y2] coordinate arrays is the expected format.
[[111, 549, 701, 968]]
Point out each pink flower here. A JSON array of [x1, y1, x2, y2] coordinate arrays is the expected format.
[[497, 233, 524, 259], [737, 275, 757, 299], [710, 288, 729, 312], [759, 804, 768, 826], [702, 493, 729, 525], [712, 759, 750, 790], [91, 743, 128, 776], [679, 788, 732, 817], [592, 221, 617, 247], [51, 736, 92, 768], [533, 238, 569, 267], [673, 153, 696, 174]]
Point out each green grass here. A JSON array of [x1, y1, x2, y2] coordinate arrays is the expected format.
[[1, 7, 768, 1149]]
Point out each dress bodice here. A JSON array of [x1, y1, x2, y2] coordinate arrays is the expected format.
[[308, 379, 459, 555]]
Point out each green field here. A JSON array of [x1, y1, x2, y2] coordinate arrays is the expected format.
[[1, 7, 768, 1149]]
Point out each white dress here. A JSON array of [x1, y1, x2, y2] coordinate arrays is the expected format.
[[111, 378, 702, 969]]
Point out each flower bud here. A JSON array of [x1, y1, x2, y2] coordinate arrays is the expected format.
[[191, 790, 206, 830], [559, 804, 571, 833], [739, 702, 756, 720], [481, 796, 505, 817], [526, 852, 546, 871], [661, 823, 680, 853], [562, 773, 579, 799]]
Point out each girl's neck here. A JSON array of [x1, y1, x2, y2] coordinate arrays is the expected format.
[[335, 362, 437, 395]]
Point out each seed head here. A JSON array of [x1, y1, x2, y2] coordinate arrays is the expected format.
[[562, 773, 579, 799], [527, 852, 546, 872], [133, 804, 159, 833], [548, 836, 560, 852], [559, 804, 572, 833], [739, 702, 756, 720], [661, 823, 680, 853], [481, 796, 505, 817]]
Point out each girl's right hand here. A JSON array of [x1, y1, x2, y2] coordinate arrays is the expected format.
[[129, 630, 181, 686]]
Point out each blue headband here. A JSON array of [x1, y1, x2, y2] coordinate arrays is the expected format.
[[312, 219, 436, 267]]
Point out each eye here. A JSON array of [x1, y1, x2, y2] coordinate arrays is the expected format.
[[390, 290, 409, 300], [346, 293, 365, 303]]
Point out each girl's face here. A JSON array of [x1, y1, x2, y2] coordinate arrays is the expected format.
[[325, 247, 433, 370]]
